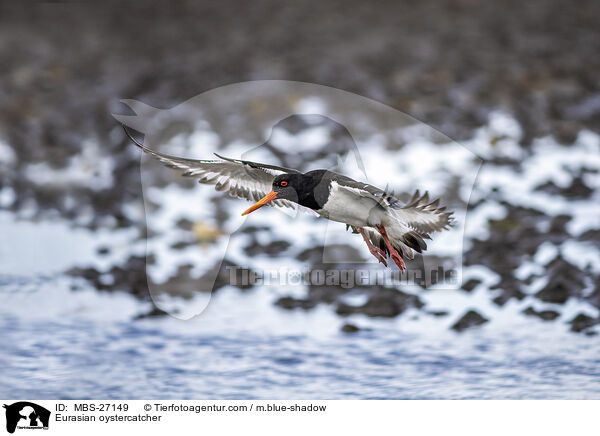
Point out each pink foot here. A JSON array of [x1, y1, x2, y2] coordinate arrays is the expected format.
[[356, 227, 388, 266], [375, 225, 406, 272]]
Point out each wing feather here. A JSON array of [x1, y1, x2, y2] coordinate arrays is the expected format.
[[124, 127, 299, 210], [394, 190, 454, 234], [337, 179, 453, 236]]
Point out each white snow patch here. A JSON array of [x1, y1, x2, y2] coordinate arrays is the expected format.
[[561, 240, 600, 274], [0, 211, 140, 276], [294, 96, 328, 115], [269, 125, 331, 152], [24, 139, 114, 191], [0, 138, 17, 165]]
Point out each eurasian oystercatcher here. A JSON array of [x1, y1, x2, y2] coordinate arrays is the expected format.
[[124, 127, 453, 270]]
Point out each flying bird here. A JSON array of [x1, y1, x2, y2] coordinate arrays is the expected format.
[[124, 127, 452, 270]]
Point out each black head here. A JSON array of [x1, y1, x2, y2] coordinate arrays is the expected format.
[[271, 174, 303, 202], [273, 170, 329, 210], [242, 171, 328, 216]]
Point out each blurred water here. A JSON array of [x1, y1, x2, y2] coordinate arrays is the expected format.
[[1, 274, 600, 399]]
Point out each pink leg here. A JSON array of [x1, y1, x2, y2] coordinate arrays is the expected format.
[[356, 227, 388, 266], [375, 224, 406, 272]]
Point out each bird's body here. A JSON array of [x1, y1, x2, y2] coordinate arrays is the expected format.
[[124, 127, 453, 270], [317, 176, 387, 227]]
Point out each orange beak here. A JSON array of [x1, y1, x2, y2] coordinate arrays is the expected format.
[[241, 191, 278, 216]]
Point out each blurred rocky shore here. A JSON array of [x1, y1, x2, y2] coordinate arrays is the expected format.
[[1, 0, 599, 334]]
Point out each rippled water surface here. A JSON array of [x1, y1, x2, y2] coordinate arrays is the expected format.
[[2, 276, 600, 400]]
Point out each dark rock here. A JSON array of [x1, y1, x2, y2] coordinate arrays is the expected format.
[[153, 264, 199, 298], [96, 246, 111, 256], [321, 244, 365, 263], [461, 278, 481, 292], [570, 313, 599, 333], [275, 296, 317, 310], [451, 310, 488, 332], [492, 290, 526, 306], [170, 240, 194, 250], [547, 215, 572, 243], [66, 255, 151, 298], [490, 279, 526, 306], [535, 279, 572, 304], [465, 204, 550, 277], [546, 256, 585, 287], [564, 176, 592, 199], [410, 255, 458, 288], [549, 214, 571, 230], [428, 310, 449, 317], [239, 224, 270, 235], [335, 288, 423, 318], [205, 260, 255, 292], [296, 244, 363, 265], [361, 293, 406, 318], [308, 284, 344, 303], [579, 229, 600, 245], [175, 218, 194, 231], [134, 306, 170, 319], [335, 302, 356, 316], [341, 323, 360, 333], [523, 306, 560, 321], [535, 177, 593, 199], [244, 239, 291, 257], [297, 246, 326, 264], [587, 281, 600, 309], [107, 255, 151, 297], [66, 266, 102, 282]]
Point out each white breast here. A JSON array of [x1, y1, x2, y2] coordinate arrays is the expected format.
[[318, 181, 385, 227]]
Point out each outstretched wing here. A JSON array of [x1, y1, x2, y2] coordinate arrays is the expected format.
[[393, 190, 453, 234], [123, 127, 299, 210]]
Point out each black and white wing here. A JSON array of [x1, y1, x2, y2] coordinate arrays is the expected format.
[[392, 190, 453, 234], [335, 174, 453, 234], [337, 176, 453, 259], [124, 127, 299, 210]]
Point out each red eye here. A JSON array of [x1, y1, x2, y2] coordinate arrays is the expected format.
[[281, 181, 288, 187]]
